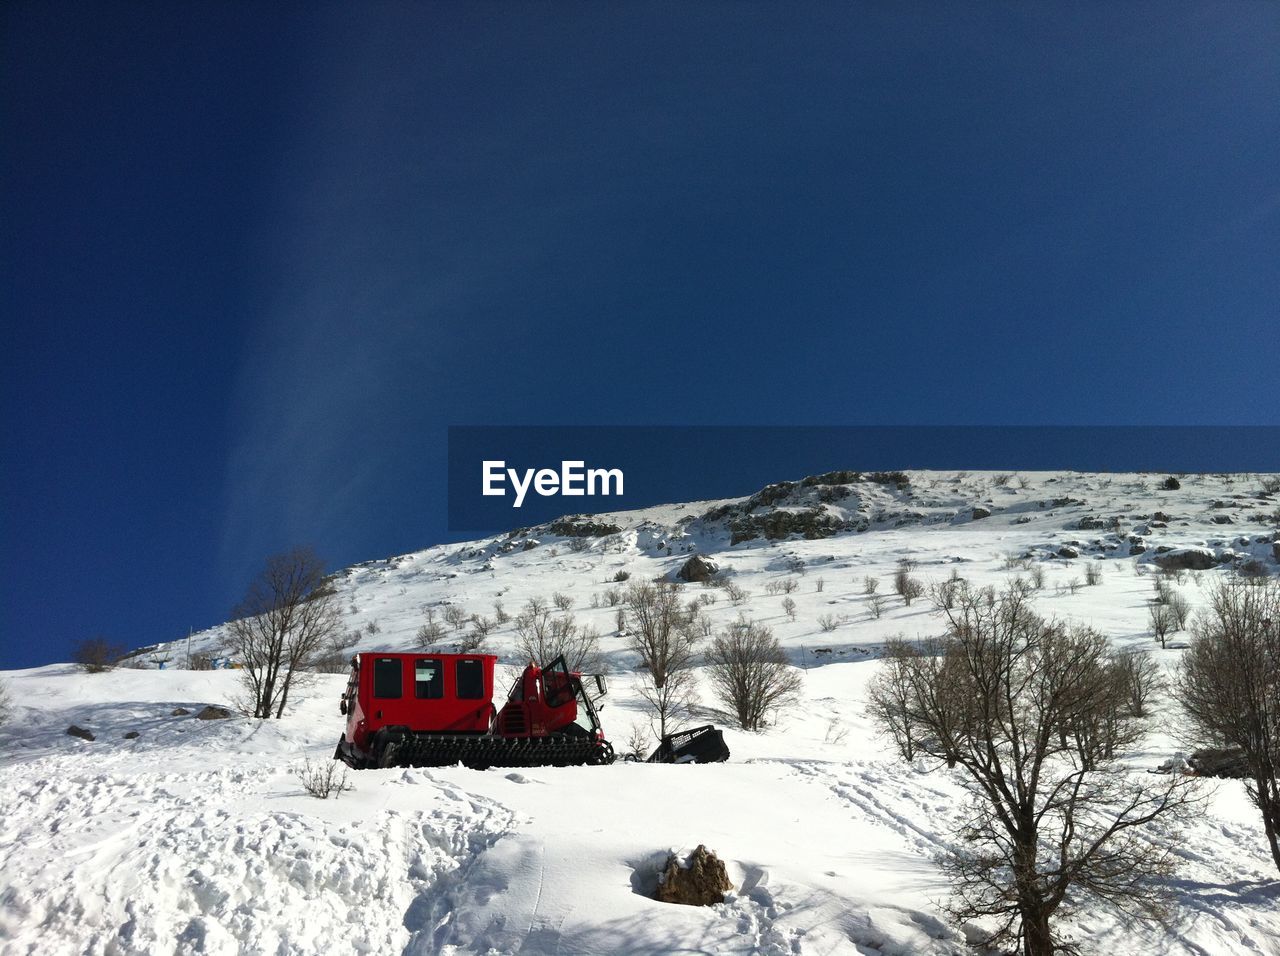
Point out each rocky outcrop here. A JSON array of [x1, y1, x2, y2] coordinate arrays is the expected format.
[[195, 705, 233, 720], [676, 555, 720, 583], [1152, 547, 1218, 571], [547, 518, 622, 538], [66, 725, 94, 741], [655, 845, 733, 907]]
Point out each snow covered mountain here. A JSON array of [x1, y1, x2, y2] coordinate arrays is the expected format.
[[2, 470, 1278, 955]]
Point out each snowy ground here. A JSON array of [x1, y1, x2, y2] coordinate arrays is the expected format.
[[2, 471, 1278, 955]]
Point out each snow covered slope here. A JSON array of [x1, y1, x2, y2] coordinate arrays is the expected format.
[[2, 471, 1278, 955]]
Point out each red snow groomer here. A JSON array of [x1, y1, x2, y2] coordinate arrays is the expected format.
[[333, 651, 729, 769]]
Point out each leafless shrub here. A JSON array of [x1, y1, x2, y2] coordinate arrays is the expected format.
[[721, 580, 749, 605], [295, 758, 352, 799], [992, 473, 1013, 487], [611, 570, 631, 583], [1029, 564, 1046, 590], [867, 593, 886, 619], [513, 600, 600, 671], [1259, 476, 1280, 495], [623, 723, 653, 760], [823, 717, 849, 745], [552, 591, 574, 612], [364, 619, 380, 636], [781, 596, 797, 621], [313, 630, 360, 674], [73, 637, 125, 673], [817, 614, 839, 633], [706, 618, 803, 731], [893, 568, 924, 605], [928, 575, 966, 612], [0, 679, 12, 724], [1064, 577, 1082, 595], [1085, 562, 1103, 586], [764, 580, 782, 595], [780, 577, 799, 594], [1149, 603, 1175, 649], [869, 591, 1197, 955], [1006, 576, 1034, 599], [863, 575, 880, 595], [815, 577, 825, 593], [416, 610, 446, 648], [493, 601, 510, 624], [1177, 579, 1280, 874], [224, 547, 344, 719]]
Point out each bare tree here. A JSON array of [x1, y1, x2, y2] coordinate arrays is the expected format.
[[513, 598, 600, 672], [73, 637, 125, 673], [1111, 647, 1164, 718], [869, 590, 1196, 955], [1149, 603, 1174, 649], [1177, 579, 1280, 874], [624, 581, 703, 737], [867, 636, 920, 761], [781, 596, 797, 621], [705, 617, 803, 731], [224, 547, 344, 719]]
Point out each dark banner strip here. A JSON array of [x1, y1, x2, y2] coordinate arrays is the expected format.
[[447, 426, 1280, 533]]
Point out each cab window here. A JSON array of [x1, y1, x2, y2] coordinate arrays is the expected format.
[[415, 659, 444, 699], [373, 658, 402, 699], [456, 659, 484, 699]]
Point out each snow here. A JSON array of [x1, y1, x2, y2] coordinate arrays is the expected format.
[[2, 470, 1278, 955]]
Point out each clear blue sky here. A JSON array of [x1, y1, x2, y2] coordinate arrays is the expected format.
[[2, 3, 1278, 668]]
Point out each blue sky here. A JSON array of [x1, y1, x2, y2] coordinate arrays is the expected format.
[[2, 3, 1278, 668]]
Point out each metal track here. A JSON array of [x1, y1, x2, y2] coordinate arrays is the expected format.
[[369, 732, 616, 770]]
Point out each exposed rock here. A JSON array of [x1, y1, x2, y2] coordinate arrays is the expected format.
[[1153, 511, 1172, 523], [66, 725, 95, 741], [1152, 547, 1218, 571], [171, 707, 191, 716], [195, 705, 233, 720], [547, 518, 622, 538], [1210, 514, 1234, 525], [676, 555, 720, 583], [655, 845, 733, 907], [728, 509, 854, 545], [971, 507, 992, 520], [1057, 546, 1080, 559], [1076, 516, 1110, 531], [123, 731, 140, 739], [1188, 747, 1249, 779]]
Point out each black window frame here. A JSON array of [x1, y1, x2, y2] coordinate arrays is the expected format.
[[373, 657, 403, 699], [414, 657, 445, 700], [455, 658, 485, 700]]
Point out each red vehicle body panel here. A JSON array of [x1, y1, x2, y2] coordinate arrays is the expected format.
[[342, 652, 497, 752]]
